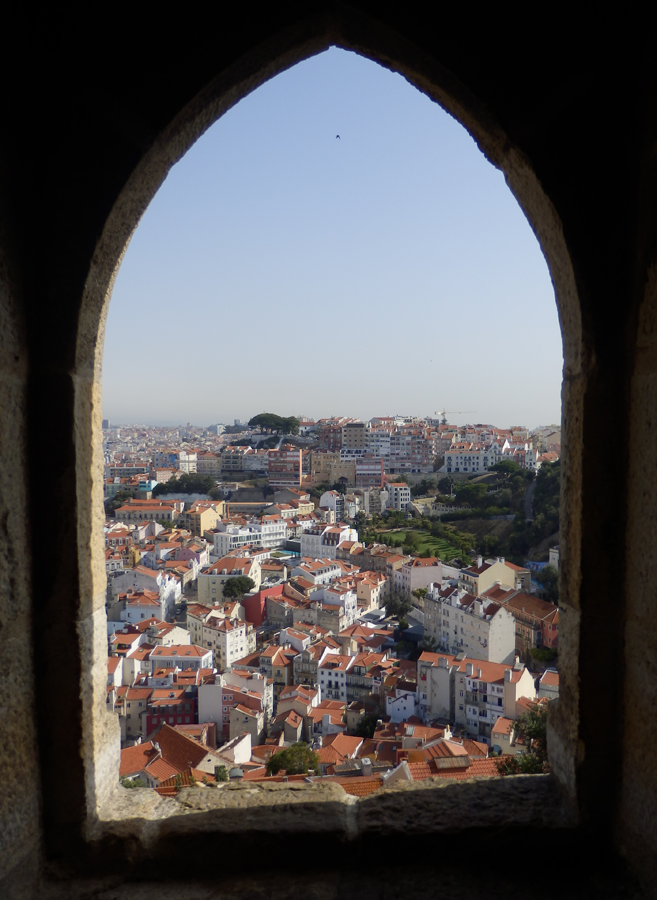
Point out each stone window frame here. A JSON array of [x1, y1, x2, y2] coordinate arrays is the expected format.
[[62, 10, 586, 880]]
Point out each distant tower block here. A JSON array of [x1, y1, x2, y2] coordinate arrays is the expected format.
[[102, 418, 110, 429]]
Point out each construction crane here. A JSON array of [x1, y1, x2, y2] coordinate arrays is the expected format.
[[435, 409, 476, 426]]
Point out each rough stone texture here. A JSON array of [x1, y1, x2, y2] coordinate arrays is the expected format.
[[0, 4, 656, 898], [0, 191, 41, 881]]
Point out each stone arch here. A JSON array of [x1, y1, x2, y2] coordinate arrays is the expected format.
[[9, 6, 653, 897], [73, 10, 583, 822]]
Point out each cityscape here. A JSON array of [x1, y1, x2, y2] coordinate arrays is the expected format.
[[107, 412, 560, 795]]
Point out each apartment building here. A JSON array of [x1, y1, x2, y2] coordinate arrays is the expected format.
[[389, 430, 434, 473], [480, 585, 559, 655], [148, 644, 213, 672], [318, 654, 353, 702], [418, 652, 536, 744], [457, 556, 517, 596], [317, 418, 353, 452], [393, 557, 443, 597], [229, 698, 266, 744], [300, 524, 359, 560], [366, 429, 391, 468], [291, 558, 342, 586], [443, 442, 502, 474], [197, 557, 261, 604], [341, 421, 368, 450], [355, 455, 385, 489], [319, 489, 344, 520], [205, 616, 252, 671], [183, 500, 225, 536], [212, 524, 262, 556], [310, 450, 356, 486], [293, 642, 340, 688], [387, 482, 412, 510], [220, 446, 247, 472], [253, 516, 287, 549], [268, 445, 304, 489], [114, 500, 181, 524], [198, 674, 271, 743], [345, 652, 387, 703], [424, 586, 516, 664], [242, 448, 270, 473], [196, 451, 223, 478], [177, 449, 197, 473]]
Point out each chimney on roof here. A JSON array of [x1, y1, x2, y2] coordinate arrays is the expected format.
[[504, 668, 512, 682], [497, 556, 505, 564], [476, 556, 483, 568], [477, 668, 482, 678], [465, 663, 474, 676], [438, 657, 448, 669], [361, 758, 373, 777]]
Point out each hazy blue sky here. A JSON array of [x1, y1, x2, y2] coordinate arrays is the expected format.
[[102, 48, 563, 430]]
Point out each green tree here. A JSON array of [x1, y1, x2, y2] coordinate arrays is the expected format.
[[153, 473, 216, 497], [222, 576, 256, 599], [455, 482, 489, 508], [266, 742, 318, 776], [496, 703, 548, 774], [490, 459, 521, 474], [418, 635, 439, 653], [411, 477, 436, 498], [215, 765, 229, 782], [437, 476, 455, 495], [354, 713, 380, 739], [105, 489, 135, 515], [248, 413, 300, 435], [384, 589, 412, 619], [403, 530, 421, 554], [535, 564, 559, 603], [120, 776, 146, 788], [353, 511, 368, 531]]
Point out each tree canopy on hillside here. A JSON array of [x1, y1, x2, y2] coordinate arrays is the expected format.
[[248, 413, 300, 434], [152, 474, 216, 496], [490, 459, 521, 474]]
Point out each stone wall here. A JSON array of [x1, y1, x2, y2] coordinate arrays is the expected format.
[[0, 4, 655, 897]]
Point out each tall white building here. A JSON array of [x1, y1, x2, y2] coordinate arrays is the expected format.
[[299, 524, 358, 560], [424, 586, 516, 664], [213, 525, 262, 556], [443, 441, 504, 474], [387, 482, 411, 510], [418, 652, 536, 744]]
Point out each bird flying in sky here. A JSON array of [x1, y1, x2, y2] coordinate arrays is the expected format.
[[336, 135, 340, 139]]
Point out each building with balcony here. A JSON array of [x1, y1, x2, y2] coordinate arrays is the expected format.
[[424, 586, 516, 664]]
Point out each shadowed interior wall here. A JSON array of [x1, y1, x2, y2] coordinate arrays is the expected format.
[[0, 4, 655, 897]]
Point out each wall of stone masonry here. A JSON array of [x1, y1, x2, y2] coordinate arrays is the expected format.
[[0, 4, 656, 897]]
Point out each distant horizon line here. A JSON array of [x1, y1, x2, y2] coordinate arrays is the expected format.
[[102, 417, 562, 430]]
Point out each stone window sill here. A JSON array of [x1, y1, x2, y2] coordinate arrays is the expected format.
[[91, 774, 573, 848]]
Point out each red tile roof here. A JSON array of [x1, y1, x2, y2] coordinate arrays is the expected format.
[[336, 776, 384, 797], [119, 741, 158, 777], [433, 757, 503, 780]]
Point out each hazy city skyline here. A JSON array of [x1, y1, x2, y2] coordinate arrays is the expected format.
[[102, 48, 563, 428]]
